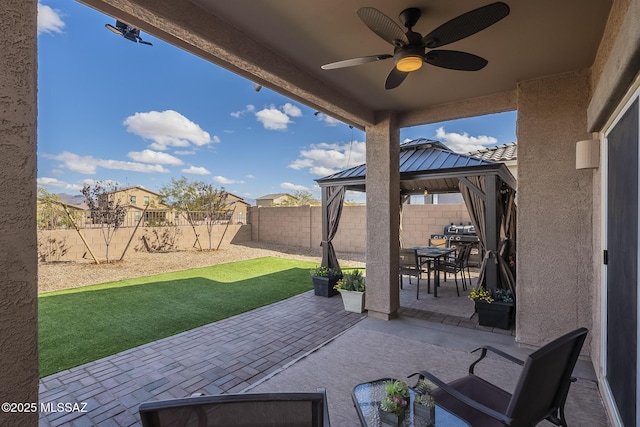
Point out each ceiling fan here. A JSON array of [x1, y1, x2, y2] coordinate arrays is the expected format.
[[105, 20, 153, 46], [321, 2, 510, 89]]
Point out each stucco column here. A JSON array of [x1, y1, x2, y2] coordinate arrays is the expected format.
[[365, 112, 400, 320], [0, 1, 39, 426], [516, 70, 593, 348]]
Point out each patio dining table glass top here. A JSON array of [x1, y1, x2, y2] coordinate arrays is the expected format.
[[352, 378, 469, 427], [413, 246, 456, 297]]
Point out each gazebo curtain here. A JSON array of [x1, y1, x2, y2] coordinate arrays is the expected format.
[[321, 185, 345, 273], [459, 176, 517, 299]]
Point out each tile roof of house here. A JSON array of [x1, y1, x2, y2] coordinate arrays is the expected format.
[[468, 142, 517, 162], [256, 193, 295, 200]]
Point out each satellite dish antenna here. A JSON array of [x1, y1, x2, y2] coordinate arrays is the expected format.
[[105, 20, 153, 45]]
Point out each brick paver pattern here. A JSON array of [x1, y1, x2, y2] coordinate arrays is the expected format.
[[39, 291, 366, 427]]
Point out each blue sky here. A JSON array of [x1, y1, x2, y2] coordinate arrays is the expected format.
[[37, 1, 516, 203]]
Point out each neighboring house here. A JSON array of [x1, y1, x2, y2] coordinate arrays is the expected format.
[[469, 142, 518, 179], [104, 186, 172, 226], [256, 193, 298, 207], [226, 192, 251, 224]]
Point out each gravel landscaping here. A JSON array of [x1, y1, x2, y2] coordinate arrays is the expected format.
[[38, 241, 366, 293]]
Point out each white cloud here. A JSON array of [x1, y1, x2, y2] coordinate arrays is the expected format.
[[182, 166, 211, 175], [174, 150, 196, 155], [95, 160, 170, 173], [315, 113, 343, 127], [245, 174, 256, 179], [230, 105, 255, 118], [255, 106, 292, 131], [213, 176, 245, 185], [37, 177, 82, 191], [281, 182, 309, 191], [288, 141, 366, 176], [38, 3, 65, 35], [42, 151, 170, 174], [123, 110, 213, 151], [282, 103, 302, 117], [254, 102, 304, 131], [127, 149, 183, 165], [434, 127, 497, 153]]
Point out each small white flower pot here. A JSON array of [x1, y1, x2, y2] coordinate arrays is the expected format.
[[338, 289, 366, 313]]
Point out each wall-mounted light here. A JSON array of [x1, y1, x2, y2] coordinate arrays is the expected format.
[[576, 138, 600, 169]]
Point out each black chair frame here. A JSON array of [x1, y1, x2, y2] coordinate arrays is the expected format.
[[409, 327, 588, 427]]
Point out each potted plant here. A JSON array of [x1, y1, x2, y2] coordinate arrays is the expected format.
[[379, 380, 410, 427], [469, 286, 514, 330], [309, 265, 341, 298], [333, 269, 366, 313], [413, 379, 436, 426]]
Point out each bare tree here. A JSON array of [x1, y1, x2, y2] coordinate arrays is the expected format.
[[82, 182, 127, 262]]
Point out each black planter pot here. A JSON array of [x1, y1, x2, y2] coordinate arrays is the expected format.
[[311, 275, 340, 297], [475, 301, 513, 330]]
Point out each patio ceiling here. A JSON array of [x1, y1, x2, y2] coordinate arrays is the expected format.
[[80, 0, 611, 129]]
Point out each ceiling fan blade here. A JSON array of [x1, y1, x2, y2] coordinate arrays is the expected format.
[[105, 24, 123, 35], [422, 2, 510, 48], [385, 67, 409, 90], [139, 40, 153, 46], [425, 50, 488, 71], [357, 7, 408, 47], [321, 54, 392, 70]]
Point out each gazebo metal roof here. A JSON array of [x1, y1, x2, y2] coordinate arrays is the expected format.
[[316, 138, 517, 194]]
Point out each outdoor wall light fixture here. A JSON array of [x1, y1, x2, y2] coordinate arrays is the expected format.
[[575, 137, 600, 169]]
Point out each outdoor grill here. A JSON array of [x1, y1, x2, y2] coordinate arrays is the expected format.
[[431, 223, 481, 267]]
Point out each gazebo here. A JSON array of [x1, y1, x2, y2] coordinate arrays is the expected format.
[[316, 139, 518, 296]]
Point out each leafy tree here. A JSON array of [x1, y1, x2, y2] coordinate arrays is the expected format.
[[37, 187, 79, 229], [82, 182, 127, 262], [159, 177, 231, 250]]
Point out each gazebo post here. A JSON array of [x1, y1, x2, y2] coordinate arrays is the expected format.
[[320, 186, 329, 268], [485, 174, 499, 292]]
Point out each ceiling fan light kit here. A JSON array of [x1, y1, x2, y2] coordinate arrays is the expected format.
[[321, 2, 510, 89], [395, 48, 424, 72]]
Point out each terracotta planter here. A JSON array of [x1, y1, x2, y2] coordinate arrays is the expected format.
[[475, 300, 513, 330], [338, 289, 366, 313], [311, 275, 340, 297]]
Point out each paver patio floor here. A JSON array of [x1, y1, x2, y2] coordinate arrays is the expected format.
[[39, 286, 606, 426], [39, 291, 365, 426]]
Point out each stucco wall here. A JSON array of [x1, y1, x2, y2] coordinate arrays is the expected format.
[[516, 71, 594, 350], [0, 0, 39, 425], [250, 204, 470, 254]]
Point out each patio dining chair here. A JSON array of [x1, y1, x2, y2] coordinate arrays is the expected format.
[[409, 327, 588, 427], [139, 389, 331, 427], [431, 244, 471, 296], [399, 248, 427, 298]]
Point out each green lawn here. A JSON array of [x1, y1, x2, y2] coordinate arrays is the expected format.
[[39, 257, 317, 377]]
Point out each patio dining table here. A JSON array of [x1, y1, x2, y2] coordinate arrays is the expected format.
[[414, 246, 456, 297]]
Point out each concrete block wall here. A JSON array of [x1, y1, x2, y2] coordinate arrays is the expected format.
[[37, 224, 252, 262], [400, 204, 472, 247], [250, 204, 471, 253]]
